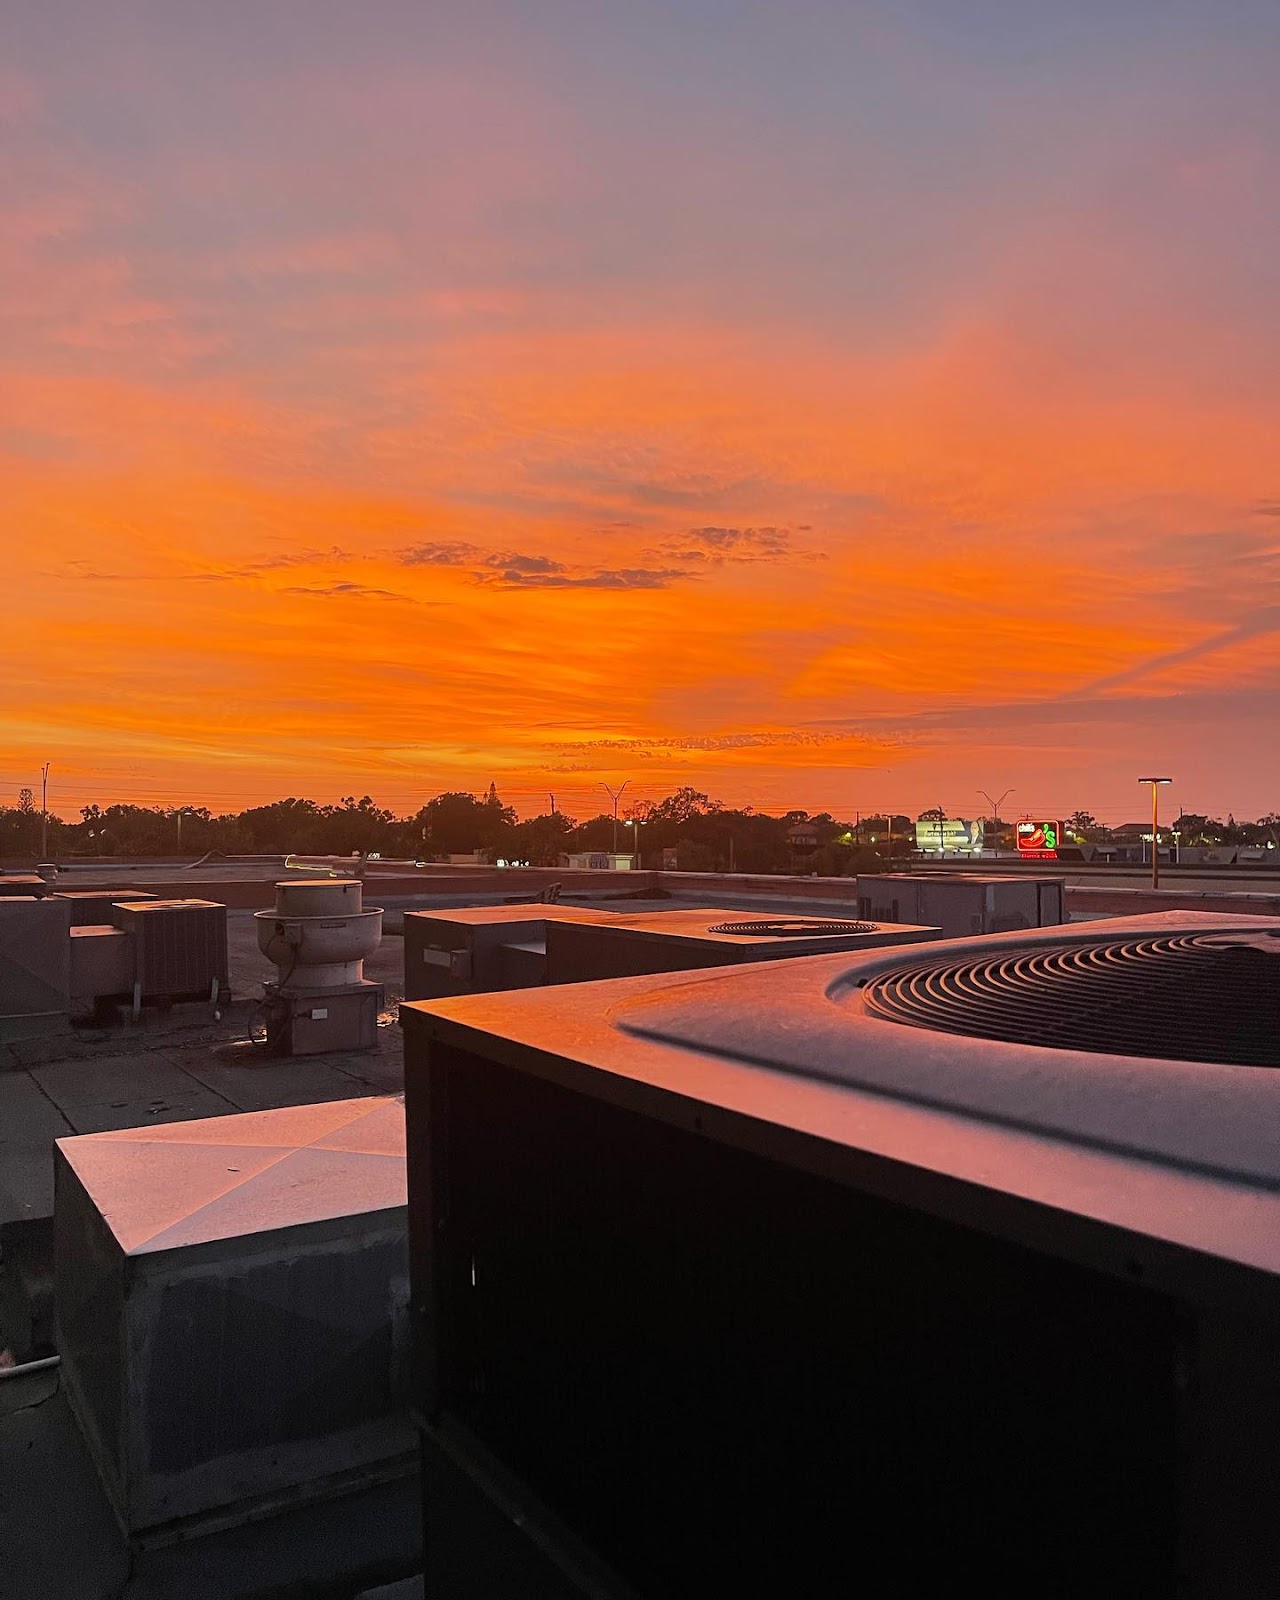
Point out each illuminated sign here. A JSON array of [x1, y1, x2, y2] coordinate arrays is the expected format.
[[1017, 820, 1061, 859], [914, 818, 986, 853]]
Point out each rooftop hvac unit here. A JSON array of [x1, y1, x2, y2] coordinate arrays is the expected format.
[[545, 908, 940, 983], [403, 904, 632, 1001], [0, 875, 52, 899], [53, 888, 155, 927], [855, 872, 1064, 939], [402, 912, 1280, 1598], [55, 1097, 411, 1536], [111, 900, 228, 1004]]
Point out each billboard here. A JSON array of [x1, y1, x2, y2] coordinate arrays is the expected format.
[[914, 818, 985, 853], [1016, 820, 1061, 859]]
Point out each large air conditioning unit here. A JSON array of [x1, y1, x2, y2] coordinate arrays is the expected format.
[[545, 908, 941, 983], [402, 911, 1280, 1598], [856, 871, 1064, 938]]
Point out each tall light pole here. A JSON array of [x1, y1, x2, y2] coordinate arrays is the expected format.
[[978, 789, 1013, 860], [174, 806, 192, 855], [39, 761, 51, 860], [627, 815, 643, 869], [598, 780, 629, 855], [1138, 777, 1172, 890]]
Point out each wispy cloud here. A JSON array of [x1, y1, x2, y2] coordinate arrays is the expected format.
[[554, 729, 860, 753], [397, 541, 482, 567], [1074, 606, 1280, 696], [282, 580, 409, 600], [396, 540, 693, 590], [245, 546, 355, 571], [647, 524, 823, 565], [486, 565, 690, 590]]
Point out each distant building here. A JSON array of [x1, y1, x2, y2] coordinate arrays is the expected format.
[[559, 852, 636, 871]]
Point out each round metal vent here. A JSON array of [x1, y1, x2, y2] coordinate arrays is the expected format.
[[708, 919, 878, 938], [862, 932, 1280, 1067]]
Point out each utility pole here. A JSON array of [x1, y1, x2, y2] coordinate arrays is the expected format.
[[978, 789, 1013, 861], [598, 780, 629, 855], [1139, 777, 1172, 890], [40, 762, 50, 860]]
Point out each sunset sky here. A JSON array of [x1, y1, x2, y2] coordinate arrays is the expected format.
[[4, 1, 1279, 824]]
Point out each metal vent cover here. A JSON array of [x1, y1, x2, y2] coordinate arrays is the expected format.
[[707, 919, 879, 938], [862, 931, 1280, 1068]]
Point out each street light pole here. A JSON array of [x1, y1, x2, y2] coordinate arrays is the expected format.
[[978, 788, 1013, 861], [598, 780, 629, 855], [1138, 777, 1172, 890], [40, 762, 50, 859]]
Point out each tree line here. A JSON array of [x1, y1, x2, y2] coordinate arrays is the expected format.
[[0, 785, 917, 876], [2, 786, 1277, 874]]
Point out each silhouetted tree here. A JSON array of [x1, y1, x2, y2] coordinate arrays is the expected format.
[[413, 791, 516, 857]]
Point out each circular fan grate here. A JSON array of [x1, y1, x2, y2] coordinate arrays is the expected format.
[[861, 932, 1280, 1067], [708, 919, 878, 938]]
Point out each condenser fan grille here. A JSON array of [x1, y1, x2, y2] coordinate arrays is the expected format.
[[862, 932, 1280, 1067], [708, 919, 879, 938]]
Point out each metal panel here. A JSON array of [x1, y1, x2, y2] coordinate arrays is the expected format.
[[68, 927, 135, 1001], [263, 982, 383, 1054], [0, 897, 71, 1039]]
